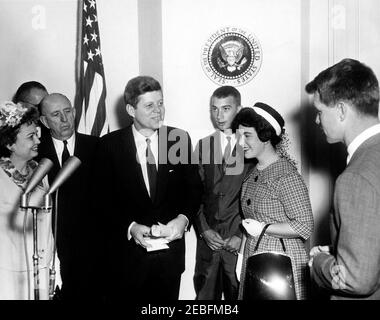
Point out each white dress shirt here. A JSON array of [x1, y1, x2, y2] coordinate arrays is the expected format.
[[220, 131, 237, 157], [128, 125, 158, 240], [51, 133, 76, 167], [347, 123, 380, 164], [132, 124, 158, 197]]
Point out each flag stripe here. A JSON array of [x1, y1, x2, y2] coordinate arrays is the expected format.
[[87, 72, 103, 135], [91, 79, 107, 136], [76, 0, 108, 137]]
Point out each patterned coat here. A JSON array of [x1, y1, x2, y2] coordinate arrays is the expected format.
[[239, 158, 314, 300]]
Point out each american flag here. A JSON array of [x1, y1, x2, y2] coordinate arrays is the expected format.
[[76, 0, 108, 136]]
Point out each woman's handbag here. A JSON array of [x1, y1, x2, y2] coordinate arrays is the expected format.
[[243, 224, 296, 300]]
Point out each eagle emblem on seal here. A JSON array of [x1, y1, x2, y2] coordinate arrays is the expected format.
[[217, 40, 248, 73], [201, 27, 263, 86]]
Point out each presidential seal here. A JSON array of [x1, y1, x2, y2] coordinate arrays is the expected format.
[[201, 26, 263, 86]]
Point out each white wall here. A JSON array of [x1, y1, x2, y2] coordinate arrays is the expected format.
[[0, 0, 139, 130], [97, 0, 139, 129], [0, 0, 77, 100], [162, 0, 304, 164]]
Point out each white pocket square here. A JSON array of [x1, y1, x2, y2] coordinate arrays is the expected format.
[[169, 169, 174, 173]]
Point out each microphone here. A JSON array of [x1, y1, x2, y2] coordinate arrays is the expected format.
[[20, 158, 54, 208], [43, 156, 81, 209]]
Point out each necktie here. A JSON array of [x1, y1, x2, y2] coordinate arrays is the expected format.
[[146, 138, 157, 200], [61, 140, 70, 166], [223, 136, 232, 165]]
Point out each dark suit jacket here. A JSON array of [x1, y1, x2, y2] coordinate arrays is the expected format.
[[36, 131, 99, 298], [194, 131, 254, 239], [94, 124, 202, 298], [312, 132, 380, 299]]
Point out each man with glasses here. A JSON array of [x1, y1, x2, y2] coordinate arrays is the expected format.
[[37, 93, 99, 300]]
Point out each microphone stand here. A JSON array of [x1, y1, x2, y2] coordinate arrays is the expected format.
[[49, 190, 59, 300], [21, 194, 55, 300], [20, 203, 42, 300], [21, 194, 42, 300], [19, 158, 53, 300], [31, 206, 40, 300], [43, 156, 81, 299]]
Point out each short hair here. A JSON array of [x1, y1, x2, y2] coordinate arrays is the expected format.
[[231, 106, 284, 148], [13, 81, 48, 104], [124, 76, 162, 108], [305, 58, 379, 117], [211, 86, 241, 106], [0, 103, 40, 157], [39, 93, 72, 115]]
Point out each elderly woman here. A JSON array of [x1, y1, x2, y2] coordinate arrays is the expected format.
[[233, 103, 314, 300], [0, 101, 53, 300]]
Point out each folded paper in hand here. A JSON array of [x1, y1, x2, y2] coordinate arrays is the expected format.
[[145, 237, 169, 252]]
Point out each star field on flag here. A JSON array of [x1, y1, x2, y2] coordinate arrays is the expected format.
[[76, 0, 108, 137]]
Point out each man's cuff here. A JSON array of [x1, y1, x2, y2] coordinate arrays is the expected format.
[[178, 214, 189, 231], [127, 221, 136, 240], [311, 252, 334, 289]]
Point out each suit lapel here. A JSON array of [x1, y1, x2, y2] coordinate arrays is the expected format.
[[213, 131, 225, 176], [123, 126, 152, 201], [155, 126, 169, 205], [73, 133, 82, 159], [74, 133, 91, 164], [39, 134, 61, 185], [201, 132, 222, 186]]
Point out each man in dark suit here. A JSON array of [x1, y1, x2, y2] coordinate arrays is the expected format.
[[193, 86, 253, 300], [37, 93, 99, 300], [94, 76, 201, 300], [12, 81, 50, 137], [13, 81, 48, 106], [307, 59, 380, 299]]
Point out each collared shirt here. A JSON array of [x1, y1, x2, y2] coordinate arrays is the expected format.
[[127, 124, 188, 241], [347, 123, 380, 164], [220, 131, 237, 157], [132, 124, 158, 196], [51, 133, 76, 167]]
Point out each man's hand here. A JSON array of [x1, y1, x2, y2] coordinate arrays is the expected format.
[[201, 229, 226, 250], [130, 223, 151, 249], [308, 245, 331, 268], [164, 215, 188, 242], [151, 222, 172, 238], [242, 219, 265, 237], [223, 235, 241, 254]]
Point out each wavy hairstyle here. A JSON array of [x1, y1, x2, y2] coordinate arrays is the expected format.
[[0, 102, 39, 157]]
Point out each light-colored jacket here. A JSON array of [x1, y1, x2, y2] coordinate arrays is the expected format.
[[312, 133, 380, 300]]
